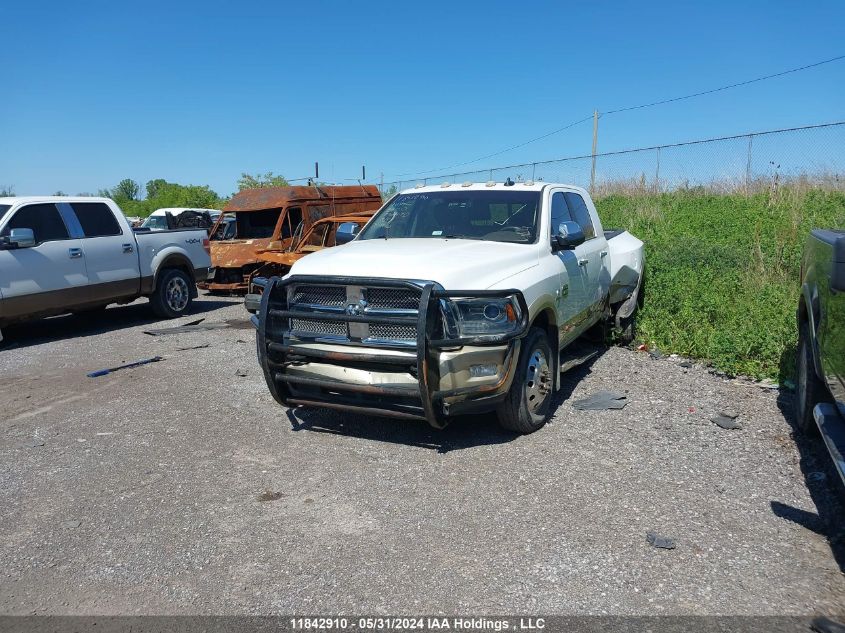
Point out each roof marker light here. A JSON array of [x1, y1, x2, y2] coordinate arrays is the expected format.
[[461, 181, 472, 187], [524, 180, 535, 186], [440, 182, 451, 188], [415, 183, 424, 188], [486, 181, 496, 187]]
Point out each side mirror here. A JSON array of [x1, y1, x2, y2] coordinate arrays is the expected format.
[[335, 222, 360, 245], [552, 221, 585, 250], [3, 228, 37, 249]]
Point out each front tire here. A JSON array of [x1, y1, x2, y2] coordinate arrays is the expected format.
[[496, 327, 554, 434], [150, 268, 194, 319], [795, 320, 827, 434]]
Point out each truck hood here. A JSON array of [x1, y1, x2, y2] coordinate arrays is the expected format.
[[287, 238, 538, 289]]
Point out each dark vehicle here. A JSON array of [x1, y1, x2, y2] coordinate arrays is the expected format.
[[796, 228, 845, 486]]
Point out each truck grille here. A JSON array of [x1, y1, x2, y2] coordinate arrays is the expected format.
[[292, 285, 346, 307], [367, 323, 417, 342], [367, 288, 419, 310], [285, 281, 421, 347], [290, 318, 347, 338]]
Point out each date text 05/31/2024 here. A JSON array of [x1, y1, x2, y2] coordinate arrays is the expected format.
[[290, 618, 546, 631]]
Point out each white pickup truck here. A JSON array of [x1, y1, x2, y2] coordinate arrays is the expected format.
[[254, 182, 644, 433], [0, 196, 212, 339]]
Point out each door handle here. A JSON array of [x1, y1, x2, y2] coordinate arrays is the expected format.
[[68, 248, 83, 259], [578, 258, 589, 267], [600, 250, 608, 257], [122, 243, 134, 253]]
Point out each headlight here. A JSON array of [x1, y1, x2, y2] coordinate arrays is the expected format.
[[440, 294, 524, 339]]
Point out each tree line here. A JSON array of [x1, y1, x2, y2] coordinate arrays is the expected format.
[[0, 172, 291, 218]]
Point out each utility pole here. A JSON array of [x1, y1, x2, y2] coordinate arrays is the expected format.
[[590, 109, 599, 194], [380, 172, 384, 195]]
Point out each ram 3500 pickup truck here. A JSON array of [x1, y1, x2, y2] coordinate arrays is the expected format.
[[796, 228, 845, 485], [254, 182, 644, 433], [0, 196, 212, 340]]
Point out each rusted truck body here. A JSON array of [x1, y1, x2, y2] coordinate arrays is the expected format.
[[250, 211, 377, 291], [203, 185, 382, 292], [243, 211, 377, 313]]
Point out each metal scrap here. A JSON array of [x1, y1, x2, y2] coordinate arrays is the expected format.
[[646, 531, 676, 550], [572, 391, 629, 410], [87, 356, 163, 378], [711, 412, 742, 430], [144, 323, 231, 336]]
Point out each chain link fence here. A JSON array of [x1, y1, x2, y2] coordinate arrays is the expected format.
[[379, 121, 845, 197]]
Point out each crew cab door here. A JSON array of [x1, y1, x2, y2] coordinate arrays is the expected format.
[[548, 190, 590, 343], [0, 202, 88, 319], [561, 191, 609, 320], [62, 201, 141, 301]]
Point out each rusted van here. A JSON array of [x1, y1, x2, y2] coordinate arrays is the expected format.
[[203, 185, 381, 292]]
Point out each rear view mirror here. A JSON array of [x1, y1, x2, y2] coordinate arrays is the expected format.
[[335, 222, 360, 245], [3, 228, 37, 249], [553, 221, 585, 250]]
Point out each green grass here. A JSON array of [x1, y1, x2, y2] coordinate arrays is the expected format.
[[595, 187, 845, 381]]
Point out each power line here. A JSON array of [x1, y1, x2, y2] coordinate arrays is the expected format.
[[386, 53, 845, 181], [390, 115, 594, 178], [604, 54, 845, 115]]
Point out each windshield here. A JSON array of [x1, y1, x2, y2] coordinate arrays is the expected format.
[[141, 215, 168, 230], [357, 190, 541, 243]]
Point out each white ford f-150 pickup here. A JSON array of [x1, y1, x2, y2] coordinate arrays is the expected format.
[[0, 196, 212, 340], [253, 182, 644, 433]]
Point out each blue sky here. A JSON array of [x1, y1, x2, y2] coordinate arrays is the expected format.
[[2, 0, 844, 197]]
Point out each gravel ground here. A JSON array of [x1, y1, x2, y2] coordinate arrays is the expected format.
[[1, 295, 843, 615]]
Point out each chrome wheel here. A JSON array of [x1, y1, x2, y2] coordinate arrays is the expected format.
[[525, 347, 551, 413], [165, 276, 190, 312]]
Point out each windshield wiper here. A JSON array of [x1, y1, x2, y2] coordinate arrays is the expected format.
[[440, 234, 483, 240]]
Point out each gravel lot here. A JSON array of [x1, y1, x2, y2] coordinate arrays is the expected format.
[[1, 295, 844, 615]]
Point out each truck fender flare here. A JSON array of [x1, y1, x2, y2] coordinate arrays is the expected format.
[[153, 252, 199, 298], [798, 283, 824, 380]]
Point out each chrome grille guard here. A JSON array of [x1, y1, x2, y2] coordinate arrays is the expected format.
[[255, 275, 530, 428]]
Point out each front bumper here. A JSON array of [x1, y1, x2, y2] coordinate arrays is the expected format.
[[255, 275, 529, 427]]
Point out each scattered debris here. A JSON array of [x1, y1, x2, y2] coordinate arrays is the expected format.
[[257, 491, 284, 502], [688, 407, 696, 414], [679, 360, 693, 368], [224, 319, 254, 330], [648, 348, 663, 360], [572, 391, 628, 411], [17, 438, 45, 448], [811, 616, 845, 633], [636, 344, 648, 352], [175, 343, 211, 351], [646, 531, 676, 550], [144, 323, 231, 336], [711, 412, 742, 430], [304, 498, 315, 504], [182, 318, 206, 327], [235, 369, 248, 377], [87, 356, 164, 378], [60, 520, 81, 529]]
